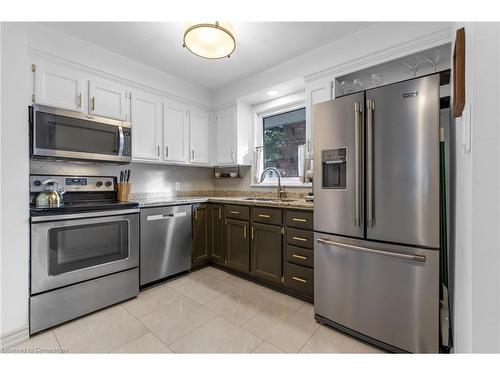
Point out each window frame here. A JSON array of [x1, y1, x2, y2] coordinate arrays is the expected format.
[[254, 100, 309, 187]]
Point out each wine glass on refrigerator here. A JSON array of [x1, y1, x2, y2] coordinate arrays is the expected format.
[[405, 56, 421, 77]]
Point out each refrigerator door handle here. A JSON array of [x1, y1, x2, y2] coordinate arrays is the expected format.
[[366, 99, 375, 227], [316, 238, 426, 262], [354, 102, 362, 226]]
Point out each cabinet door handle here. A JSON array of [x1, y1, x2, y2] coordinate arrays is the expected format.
[[292, 276, 307, 283], [292, 236, 308, 242], [165, 146, 169, 158], [230, 210, 240, 215], [157, 146, 160, 157], [218, 208, 222, 220], [258, 214, 271, 218], [292, 254, 307, 260], [194, 209, 198, 221], [78, 93, 82, 108], [243, 225, 247, 239], [91, 96, 96, 111], [191, 149, 195, 160], [292, 217, 307, 223], [251, 226, 254, 239]]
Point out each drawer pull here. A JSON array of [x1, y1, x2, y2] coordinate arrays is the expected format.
[[292, 254, 307, 260], [292, 276, 307, 283], [292, 218, 307, 222], [258, 214, 271, 218], [292, 236, 308, 242], [230, 210, 240, 215]]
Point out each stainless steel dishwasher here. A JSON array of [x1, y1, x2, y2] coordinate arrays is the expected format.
[[140, 205, 192, 286]]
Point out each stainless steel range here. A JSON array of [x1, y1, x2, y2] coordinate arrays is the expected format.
[[29, 174, 139, 334]]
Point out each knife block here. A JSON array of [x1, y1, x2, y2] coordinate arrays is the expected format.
[[117, 183, 132, 202]]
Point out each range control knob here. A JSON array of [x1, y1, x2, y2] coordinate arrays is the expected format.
[[96, 181, 103, 187], [34, 180, 41, 186], [105, 181, 112, 187]]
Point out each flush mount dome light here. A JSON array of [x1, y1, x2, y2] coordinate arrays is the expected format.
[[183, 22, 236, 59]]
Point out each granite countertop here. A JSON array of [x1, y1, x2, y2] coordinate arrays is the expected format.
[[132, 196, 313, 210]]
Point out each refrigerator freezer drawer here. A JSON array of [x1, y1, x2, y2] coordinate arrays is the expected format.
[[314, 233, 439, 353]]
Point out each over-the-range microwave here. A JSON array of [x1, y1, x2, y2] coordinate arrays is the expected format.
[[29, 105, 132, 164]]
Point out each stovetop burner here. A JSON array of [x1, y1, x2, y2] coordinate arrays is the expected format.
[[29, 174, 138, 217]]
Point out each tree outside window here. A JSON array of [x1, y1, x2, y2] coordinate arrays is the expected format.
[[263, 108, 306, 178]]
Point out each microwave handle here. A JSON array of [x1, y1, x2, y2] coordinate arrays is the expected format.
[[118, 126, 124, 156]]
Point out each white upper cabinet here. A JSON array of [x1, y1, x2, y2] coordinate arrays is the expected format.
[[32, 60, 85, 112], [88, 80, 130, 121], [305, 76, 334, 157], [189, 108, 211, 165], [215, 109, 237, 165], [131, 91, 162, 161], [163, 100, 189, 163]]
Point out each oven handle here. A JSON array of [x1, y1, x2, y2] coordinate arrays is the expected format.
[[31, 208, 140, 223]]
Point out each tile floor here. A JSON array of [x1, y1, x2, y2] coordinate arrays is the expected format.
[[11, 267, 382, 354]]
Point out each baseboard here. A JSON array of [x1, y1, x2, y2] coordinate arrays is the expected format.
[[0, 326, 29, 350]]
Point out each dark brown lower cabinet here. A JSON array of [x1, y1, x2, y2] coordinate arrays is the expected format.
[[192, 204, 209, 265], [251, 222, 282, 284], [225, 218, 250, 273], [209, 205, 224, 263]]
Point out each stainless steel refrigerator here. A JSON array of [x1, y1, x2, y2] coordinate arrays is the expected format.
[[313, 74, 440, 353]]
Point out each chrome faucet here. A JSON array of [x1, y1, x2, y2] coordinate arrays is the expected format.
[[260, 167, 285, 199]]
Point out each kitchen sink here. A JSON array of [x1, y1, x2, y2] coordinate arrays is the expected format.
[[242, 197, 298, 202]]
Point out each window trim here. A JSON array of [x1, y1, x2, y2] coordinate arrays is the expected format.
[[254, 100, 308, 187]]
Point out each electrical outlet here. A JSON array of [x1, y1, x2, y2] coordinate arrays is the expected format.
[[174, 181, 181, 191]]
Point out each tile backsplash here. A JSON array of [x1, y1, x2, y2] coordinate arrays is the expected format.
[[30, 161, 312, 196], [30, 160, 214, 195]]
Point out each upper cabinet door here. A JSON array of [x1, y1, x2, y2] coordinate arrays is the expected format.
[[305, 77, 333, 157], [163, 101, 189, 163], [131, 91, 161, 161], [88, 80, 130, 121], [189, 108, 211, 165], [33, 60, 85, 112], [215, 109, 237, 165]]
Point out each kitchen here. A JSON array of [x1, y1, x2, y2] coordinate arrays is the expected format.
[[1, 2, 500, 373]]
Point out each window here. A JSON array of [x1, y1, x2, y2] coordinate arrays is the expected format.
[[262, 107, 306, 180]]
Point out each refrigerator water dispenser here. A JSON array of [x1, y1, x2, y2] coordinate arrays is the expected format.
[[321, 148, 347, 189]]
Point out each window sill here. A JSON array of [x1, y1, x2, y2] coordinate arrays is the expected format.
[[250, 182, 312, 188]]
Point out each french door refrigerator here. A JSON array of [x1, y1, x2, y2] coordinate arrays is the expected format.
[[313, 74, 440, 353]]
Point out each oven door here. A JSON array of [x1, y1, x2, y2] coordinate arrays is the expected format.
[[31, 104, 131, 163], [31, 210, 139, 294]]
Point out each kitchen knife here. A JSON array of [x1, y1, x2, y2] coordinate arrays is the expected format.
[[120, 171, 124, 183], [126, 169, 131, 182]]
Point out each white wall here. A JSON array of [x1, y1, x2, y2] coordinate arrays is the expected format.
[[452, 22, 500, 353], [0, 23, 30, 345], [213, 22, 451, 107]]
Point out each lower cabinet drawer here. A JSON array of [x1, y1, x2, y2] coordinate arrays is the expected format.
[[284, 263, 314, 297], [285, 245, 314, 268], [286, 228, 314, 249], [225, 205, 250, 220]]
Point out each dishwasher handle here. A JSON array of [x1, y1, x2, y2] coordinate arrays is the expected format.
[[147, 212, 188, 221]]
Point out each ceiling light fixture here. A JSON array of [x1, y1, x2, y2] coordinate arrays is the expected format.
[[183, 22, 236, 59], [266, 90, 279, 96]]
